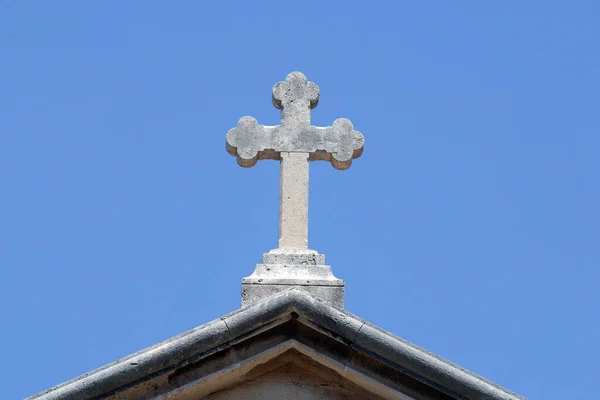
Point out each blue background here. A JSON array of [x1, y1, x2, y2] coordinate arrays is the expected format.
[[1, 2, 598, 399]]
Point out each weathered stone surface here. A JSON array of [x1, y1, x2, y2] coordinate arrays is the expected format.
[[205, 351, 384, 400], [242, 251, 344, 309], [279, 152, 309, 249], [242, 283, 345, 310], [29, 288, 526, 400], [248, 264, 334, 280], [262, 250, 325, 266], [225, 71, 364, 306], [225, 72, 364, 253], [226, 72, 364, 170], [226, 118, 364, 170]]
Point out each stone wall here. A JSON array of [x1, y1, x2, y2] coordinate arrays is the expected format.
[[205, 355, 382, 400]]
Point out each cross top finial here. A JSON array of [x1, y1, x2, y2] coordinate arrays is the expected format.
[[272, 72, 319, 128]]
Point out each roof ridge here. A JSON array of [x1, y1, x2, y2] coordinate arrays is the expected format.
[[28, 288, 525, 400]]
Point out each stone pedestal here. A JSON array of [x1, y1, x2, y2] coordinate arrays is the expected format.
[[241, 250, 345, 309]]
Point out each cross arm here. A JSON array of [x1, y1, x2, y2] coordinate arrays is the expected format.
[[311, 118, 364, 170], [226, 117, 279, 168], [226, 117, 364, 170]]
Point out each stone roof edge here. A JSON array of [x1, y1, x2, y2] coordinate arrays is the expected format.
[[29, 288, 525, 400]]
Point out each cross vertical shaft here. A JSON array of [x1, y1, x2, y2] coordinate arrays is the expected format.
[[278, 152, 309, 250]]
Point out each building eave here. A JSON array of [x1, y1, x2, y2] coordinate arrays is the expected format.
[[29, 288, 525, 400]]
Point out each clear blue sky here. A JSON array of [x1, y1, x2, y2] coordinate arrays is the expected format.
[[1, 2, 598, 399]]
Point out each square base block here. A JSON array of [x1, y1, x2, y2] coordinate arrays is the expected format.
[[241, 250, 345, 309], [241, 279, 345, 309]]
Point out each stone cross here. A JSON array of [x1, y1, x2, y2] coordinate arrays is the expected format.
[[226, 72, 364, 251]]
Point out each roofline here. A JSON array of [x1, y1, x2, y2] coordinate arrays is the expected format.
[[29, 288, 525, 400]]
